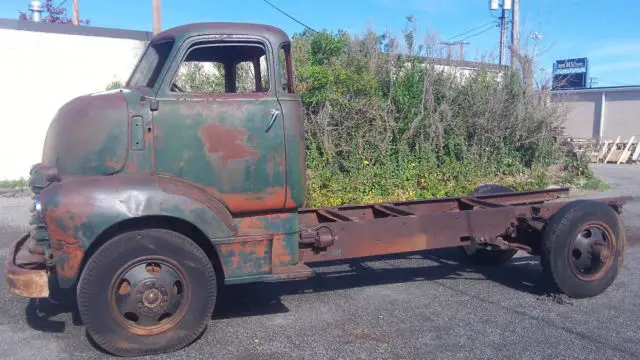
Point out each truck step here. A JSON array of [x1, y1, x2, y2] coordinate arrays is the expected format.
[[224, 263, 315, 285]]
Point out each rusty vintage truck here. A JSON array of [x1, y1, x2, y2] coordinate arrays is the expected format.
[[4, 22, 630, 357]]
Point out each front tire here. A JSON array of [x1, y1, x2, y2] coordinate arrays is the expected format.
[[540, 200, 625, 298], [77, 229, 217, 357], [460, 184, 518, 266]]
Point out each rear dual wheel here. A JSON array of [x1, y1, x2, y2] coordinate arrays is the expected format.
[[77, 229, 217, 357], [460, 183, 625, 298], [540, 200, 625, 298]]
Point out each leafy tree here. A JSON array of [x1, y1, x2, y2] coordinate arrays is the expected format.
[[18, 0, 90, 25]]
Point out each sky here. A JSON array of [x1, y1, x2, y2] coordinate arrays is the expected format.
[[2, 0, 639, 87]]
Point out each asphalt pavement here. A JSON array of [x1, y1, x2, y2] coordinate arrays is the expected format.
[[1, 164, 639, 360]]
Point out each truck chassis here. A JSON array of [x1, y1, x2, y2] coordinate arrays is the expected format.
[[7, 186, 628, 298]]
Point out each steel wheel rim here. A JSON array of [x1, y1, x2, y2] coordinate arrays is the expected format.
[[108, 256, 191, 336], [568, 222, 616, 281]]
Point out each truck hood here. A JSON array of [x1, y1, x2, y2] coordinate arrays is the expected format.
[[41, 89, 130, 177]]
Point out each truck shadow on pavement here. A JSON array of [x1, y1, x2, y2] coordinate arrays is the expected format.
[[23, 247, 547, 332], [212, 247, 548, 320], [24, 283, 82, 333]]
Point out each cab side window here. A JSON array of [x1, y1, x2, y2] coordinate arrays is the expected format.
[[235, 55, 269, 93], [170, 40, 270, 94], [279, 43, 294, 94]]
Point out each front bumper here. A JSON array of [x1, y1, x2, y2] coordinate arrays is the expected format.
[[4, 234, 50, 298]]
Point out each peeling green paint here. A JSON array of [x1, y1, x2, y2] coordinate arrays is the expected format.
[[152, 96, 287, 214], [39, 175, 234, 287]]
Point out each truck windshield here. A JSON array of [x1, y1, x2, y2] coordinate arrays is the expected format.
[[126, 39, 175, 88]]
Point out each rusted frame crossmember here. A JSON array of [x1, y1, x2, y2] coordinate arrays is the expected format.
[[299, 188, 570, 226], [298, 188, 629, 264]]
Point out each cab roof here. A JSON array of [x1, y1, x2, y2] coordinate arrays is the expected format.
[[152, 22, 291, 47]]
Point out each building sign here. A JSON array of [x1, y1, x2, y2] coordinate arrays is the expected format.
[[555, 58, 587, 71], [552, 57, 589, 90]]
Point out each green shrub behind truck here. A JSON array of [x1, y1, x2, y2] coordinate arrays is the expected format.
[[4, 22, 630, 357]]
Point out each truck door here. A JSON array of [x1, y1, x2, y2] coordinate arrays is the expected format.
[[152, 36, 286, 215]]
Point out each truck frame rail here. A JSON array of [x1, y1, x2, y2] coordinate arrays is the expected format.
[[298, 188, 629, 263]]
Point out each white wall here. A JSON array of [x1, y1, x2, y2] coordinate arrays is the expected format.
[[551, 87, 640, 141], [556, 92, 601, 139], [0, 24, 148, 180]]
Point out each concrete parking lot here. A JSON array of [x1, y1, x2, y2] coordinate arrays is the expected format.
[[1, 164, 639, 360]]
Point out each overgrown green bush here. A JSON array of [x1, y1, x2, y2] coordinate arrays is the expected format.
[[293, 18, 602, 207]]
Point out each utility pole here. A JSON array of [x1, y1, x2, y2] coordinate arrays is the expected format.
[[458, 41, 470, 60], [510, 0, 520, 67], [152, 0, 162, 34], [491, 0, 512, 65], [440, 41, 469, 60], [441, 42, 453, 60], [498, 8, 506, 65], [72, 0, 79, 25], [498, 0, 511, 66]]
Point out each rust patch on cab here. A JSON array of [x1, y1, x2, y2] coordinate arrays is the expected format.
[[217, 235, 273, 277], [42, 187, 93, 279], [209, 186, 293, 214], [271, 233, 294, 266], [197, 123, 259, 166]]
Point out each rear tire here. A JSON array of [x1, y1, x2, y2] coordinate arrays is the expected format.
[[460, 184, 518, 266], [77, 229, 217, 357], [540, 200, 625, 298]]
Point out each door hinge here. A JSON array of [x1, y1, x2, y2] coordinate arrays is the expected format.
[[131, 116, 144, 151], [140, 95, 159, 112]]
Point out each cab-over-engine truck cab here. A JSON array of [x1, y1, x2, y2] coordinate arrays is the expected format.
[[6, 22, 308, 356], [4, 22, 630, 358]]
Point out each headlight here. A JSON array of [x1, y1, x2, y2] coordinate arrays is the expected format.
[[34, 197, 43, 219]]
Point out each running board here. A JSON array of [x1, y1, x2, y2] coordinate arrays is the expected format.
[[224, 263, 314, 285]]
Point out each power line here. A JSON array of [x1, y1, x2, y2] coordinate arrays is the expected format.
[[445, 20, 496, 42], [457, 23, 496, 42], [262, 0, 318, 33]]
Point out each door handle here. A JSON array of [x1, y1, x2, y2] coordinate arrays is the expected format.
[[265, 108, 280, 132]]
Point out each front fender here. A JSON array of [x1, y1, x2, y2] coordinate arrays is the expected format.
[[39, 174, 234, 288]]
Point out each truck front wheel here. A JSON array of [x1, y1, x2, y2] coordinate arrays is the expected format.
[[77, 229, 217, 357]]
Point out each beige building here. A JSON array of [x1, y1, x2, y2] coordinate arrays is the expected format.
[[551, 86, 640, 140]]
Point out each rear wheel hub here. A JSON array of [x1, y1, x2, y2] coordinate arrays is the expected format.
[[568, 224, 615, 281]]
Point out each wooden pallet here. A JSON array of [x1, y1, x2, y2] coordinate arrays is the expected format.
[[597, 136, 640, 164], [563, 136, 640, 164]]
